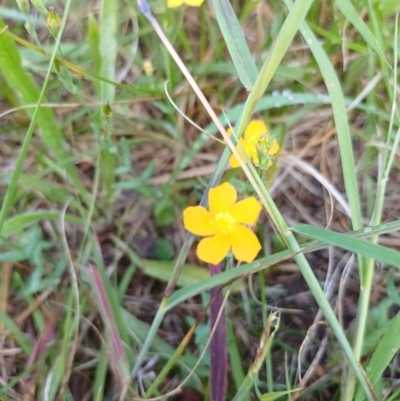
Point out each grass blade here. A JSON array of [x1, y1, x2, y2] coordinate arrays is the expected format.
[[354, 311, 400, 401], [291, 224, 400, 268], [208, 0, 258, 89], [336, 0, 387, 62]]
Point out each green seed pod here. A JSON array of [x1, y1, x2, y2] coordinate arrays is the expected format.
[[46, 6, 61, 36], [103, 102, 112, 119]]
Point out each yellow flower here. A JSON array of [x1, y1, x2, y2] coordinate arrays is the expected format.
[[167, 0, 204, 8], [183, 182, 262, 265], [228, 120, 280, 169]]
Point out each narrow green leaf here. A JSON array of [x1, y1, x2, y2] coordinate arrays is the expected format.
[[208, 0, 258, 89], [258, 389, 301, 401], [336, 0, 387, 62], [99, 0, 118, 101], [167, 250, 293, 310], [88, 13, 101, 74], [0, 311, 32, 354], [355, 312, 400, 401], [2, 211, 81, 238], [112, 236, 209, 287], [227, 319, 249, 401], [291, 224, 400, 268]]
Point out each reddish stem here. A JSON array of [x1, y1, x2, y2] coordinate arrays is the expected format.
[[209, 263, 227, 401]]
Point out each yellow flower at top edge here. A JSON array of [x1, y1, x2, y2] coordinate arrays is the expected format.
[[167, 0, 204, 8], [228, 120, 280, 169], [183, 182, 262, 265]]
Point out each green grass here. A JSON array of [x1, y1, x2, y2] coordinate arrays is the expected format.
[[1, 0, 400, 400]]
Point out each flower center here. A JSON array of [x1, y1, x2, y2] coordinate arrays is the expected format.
[[214, 212, 236, 234]]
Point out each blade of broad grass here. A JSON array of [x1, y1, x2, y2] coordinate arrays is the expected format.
[[167, 250, 294, 311], [291, 224, 400, 268], [231, 312, 280, 401], [88, 13, 101, 79], [208, 0, 258, 89], [98, 0, 118, 202], [336, 0, 387, 63], [258, 389, 302, 401], [354, 311, 400, 401], [99, 0, 117, 101], [0, 18, 90, 231]]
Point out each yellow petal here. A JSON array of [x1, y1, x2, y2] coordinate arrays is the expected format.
[[183, 206, 217, 236], [209, 182, 237, 215], [228, 140, 247, 168], [247, 142, 259, 164], [230, 197, 261, 225], [229, 152, 240, 168], [244, 120, 267, 143], [167, 0, 184, 7], [223, 127, 233, 144], [230, 225, 261, 262], [184, 0, 204, 5], [197, 233, 231, 264], [268, 139, 280, 156]]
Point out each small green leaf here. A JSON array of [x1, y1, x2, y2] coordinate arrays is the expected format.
[[154, 238, 174, 261]]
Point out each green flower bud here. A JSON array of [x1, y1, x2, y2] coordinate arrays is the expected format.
[[103, 102, 112, 119], [46, 7, 61, 36]]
